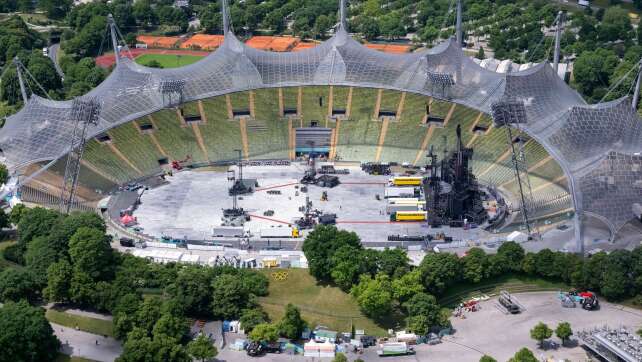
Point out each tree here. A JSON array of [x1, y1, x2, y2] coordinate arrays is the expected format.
[[248, 323, 279, 343], [278, 303, 307, 339], [530, 322, 553, 348], [43, 259, 73, 303], [461, 248, 489, 283], [351, 273, 393, 318], [377, 248, 410, 277], [48, 211, 106, 257], [211, 274, 248, 319], [152, 314, 188, 341], [555, 322, 573, 346], [330, 245, 364, 290], [113, 294, 143, 340], [392, 269, 425, 303], [188, 334, 218, 362], [25, 235, 59, 286], [0, 301, 60, 361], [303, 225, 361, 282], [9, 203, 26, 225], [476, 47, 486, 60], [508, 347, 537, 362], [479, 356, 497, 362], [0, 268, 39, 303], [165, 265, 214, 317], [240, 308, 269, 334], [403, 292, 444, 335], [68, 227, 114, 281], [332, 353, 348, 362], [600, 250, 633, 300], [419, 252, 461, 296], [17, 207, 61, 245], [496, 241, 525, 272], [0, 163, 8, 185], [572, 48, 619, 100]]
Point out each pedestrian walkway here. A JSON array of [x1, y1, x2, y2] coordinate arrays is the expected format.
[[53, 323, 122, 362]]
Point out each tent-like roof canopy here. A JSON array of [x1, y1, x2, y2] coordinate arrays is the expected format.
[[0, 4, 640, 247]]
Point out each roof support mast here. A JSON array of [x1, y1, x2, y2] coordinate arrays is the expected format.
[[108, 14, 120, 65], [633, 61, 641, 110], [553, 11, 564, 73], [339, 0, 347, 30], [455, 0, 463, 46], [12, 58, 28, 104], [222, 0, 231, 35]]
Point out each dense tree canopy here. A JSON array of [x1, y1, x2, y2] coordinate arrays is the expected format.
[[0, 301, 60, 362]]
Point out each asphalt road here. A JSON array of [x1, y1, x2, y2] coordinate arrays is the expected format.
[[48, 43, 64, 79], [53, 323, 122, 362]]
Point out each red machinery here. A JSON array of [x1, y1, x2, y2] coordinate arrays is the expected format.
[[171, 155, 192, 170]]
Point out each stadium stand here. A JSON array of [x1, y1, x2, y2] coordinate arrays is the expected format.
[[150, 109, 206, 163], [198, 97, 244, 161], [380, 92, 427, 164], [300, 86, 328, 125], [108, 122, 163, 175], [82, 139, 141, 183], [335, 88, 381, 161], [246, 88, 289, 159]]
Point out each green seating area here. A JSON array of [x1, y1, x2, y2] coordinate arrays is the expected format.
[[300, 86, 328, 124], [180, 100, 200, 116], [151, 109, 206, 163], [47, 157, 117, 193], [348, 87, 377, 121], [379, 89, 401, 114], [228, 91, 250, 111], [198, 97, 243, 161], [82, 139, 140, 184], [108, 122, 163, 175], [379, 92, 427, 164], [282, 87, 299, 113], [332, 86, 350, 111], [67, 86, 570, 224]]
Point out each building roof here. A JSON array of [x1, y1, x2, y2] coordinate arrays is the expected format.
[[1, 23, 641, 246]]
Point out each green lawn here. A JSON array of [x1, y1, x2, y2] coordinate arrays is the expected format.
[[257, 269, 398, 336], [135, 54, 204, 68], [55, 354, 98, 362], [438, 273, 571, 307], [45, 309, 114, 337]]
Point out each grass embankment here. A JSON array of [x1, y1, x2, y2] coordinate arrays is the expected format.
[[0, 239, 21, 270], [438, 273, 571, 307], [45, 309, 114, 337], [135, 54, 204, 68], [258, 269, 395, 336]]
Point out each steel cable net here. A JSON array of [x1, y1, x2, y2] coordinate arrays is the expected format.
[[1, 29, 641, 238]]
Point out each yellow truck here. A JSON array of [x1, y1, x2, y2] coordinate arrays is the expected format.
[[390, 211, 428, 222], [389, 176, 423, 186]]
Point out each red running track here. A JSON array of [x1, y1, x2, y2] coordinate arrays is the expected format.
[[95, 49, 210, 68], [248, 214, 292, 225]]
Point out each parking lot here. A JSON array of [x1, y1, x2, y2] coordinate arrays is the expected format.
[[215, 292, 642, 362]]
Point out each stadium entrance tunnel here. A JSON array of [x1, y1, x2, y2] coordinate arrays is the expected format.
[[13, 86, 573, 232]]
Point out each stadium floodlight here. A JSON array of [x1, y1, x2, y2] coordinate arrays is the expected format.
[[490, 100, 527, 127], [426, 71, 455, 87], [159, 79, 186, 108]]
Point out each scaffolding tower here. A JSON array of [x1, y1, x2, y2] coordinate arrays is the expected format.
[[490, 100, 535, 235], [59, 98, 101, 213]]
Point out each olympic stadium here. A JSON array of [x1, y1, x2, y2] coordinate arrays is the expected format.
[[1, 1, 641, 253]]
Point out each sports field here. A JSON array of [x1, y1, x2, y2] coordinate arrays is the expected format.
[[257, 268, 399, 336], [135, 53, 204, 68]]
